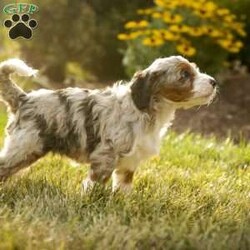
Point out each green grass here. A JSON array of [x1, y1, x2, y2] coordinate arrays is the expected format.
[[0, 112, 249, 250]]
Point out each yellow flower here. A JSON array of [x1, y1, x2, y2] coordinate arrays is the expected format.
[[217, 39, 232, 49], [125, 20, 149, 29], [217, 8, 230, 16], [200, 26, 210, 34], [117, 33, 131, 40], [118, 31, 144, 40], [125, 21, 138, 29], [169, 24, 187, 33], [203, 27, 223, 38], [137, 9, 145, 15], [176, 43, 196, 56], [231, 23, 247, 37], [151, 29, 162, 36], [163, 30, 179, 41], [224, 15, 235, 23], [163, 14, 183, 23], [138, 20, 149, 28], [119, 0, 246, 56], [137, 8, 154, 15], [152, 12, 162, 19], [211, 30, 223, 38], [193, 1, 218, 18], [224, 32, 234, 40], [152, 29, 180, 41], [237, 28, 247, 37], [234, 41, 243, 49], [189, 2, 203, 10], [142, 37, 164, 47], [177, 0, 187, 7], [130, 31, 144, 39], [154, 0, 166, 7], [194, 9, 213, 19], [219, 40, 243, 53], [228, 47, 240, 53], [155, 0, 179, 9], [188, 27, 204, 37], [180, 25, 194, 34], [204, 1, 217, 12]]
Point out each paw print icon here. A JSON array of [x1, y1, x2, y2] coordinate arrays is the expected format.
[[4, 14, 37, 39]]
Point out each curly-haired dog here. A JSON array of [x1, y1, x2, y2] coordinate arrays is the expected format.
[[0, 56, 217, 192]]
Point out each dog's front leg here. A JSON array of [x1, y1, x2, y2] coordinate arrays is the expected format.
[[112, 169, 134, 193], [111, 156, 140, 193], [82, 146, 116, 193]]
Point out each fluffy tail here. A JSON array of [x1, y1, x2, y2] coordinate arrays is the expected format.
[[0, 59, 37, 113]]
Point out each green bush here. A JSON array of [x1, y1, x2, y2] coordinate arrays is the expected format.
[[119, 0, 246, 76], [219, 0, 250, 70], [0, 0, 152, 83]]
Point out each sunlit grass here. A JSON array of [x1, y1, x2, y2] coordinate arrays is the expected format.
[[0, 111, 249, 250]]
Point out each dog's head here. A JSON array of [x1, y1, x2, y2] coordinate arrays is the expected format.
[[131, 55, 217, 112]]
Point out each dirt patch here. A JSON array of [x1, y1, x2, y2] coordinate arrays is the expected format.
[[172, 74, 250, 142]]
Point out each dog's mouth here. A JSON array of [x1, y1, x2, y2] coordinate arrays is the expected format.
[[201, 91, 216, 101], [206, 87, 217, 100], [175, 88, 217, 109], [194, 89, 217, 105]]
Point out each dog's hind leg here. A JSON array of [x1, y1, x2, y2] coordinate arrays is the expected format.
[[0, 128, 44, 182]]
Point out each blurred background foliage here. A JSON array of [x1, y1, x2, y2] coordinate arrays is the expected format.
[[119, 0, 247, 75], [0, 0, 249, 87]]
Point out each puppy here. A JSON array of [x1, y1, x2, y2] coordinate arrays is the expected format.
[[0, 56, 217, 192]]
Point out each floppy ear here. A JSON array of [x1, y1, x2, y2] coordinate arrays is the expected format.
[[130, 71, 153, 112]]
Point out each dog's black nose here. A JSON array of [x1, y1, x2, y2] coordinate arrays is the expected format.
[[209, 78, 217, 88]]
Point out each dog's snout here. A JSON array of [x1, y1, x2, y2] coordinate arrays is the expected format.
[[209, 78, 217, 88]]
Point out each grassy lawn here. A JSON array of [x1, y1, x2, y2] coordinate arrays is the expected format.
[[0, 111, 249, 250]]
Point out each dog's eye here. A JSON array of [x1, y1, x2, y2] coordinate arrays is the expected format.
[[181, 70, 190, 79]]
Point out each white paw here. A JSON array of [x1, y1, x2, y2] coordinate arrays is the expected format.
[[81, 178, 95, 194], [112, 183, 132, 193]]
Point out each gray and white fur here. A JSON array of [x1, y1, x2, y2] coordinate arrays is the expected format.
[[0, 56, 217, 192]]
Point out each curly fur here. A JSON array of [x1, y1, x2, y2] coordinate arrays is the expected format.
[[0, 56, 217, 192]]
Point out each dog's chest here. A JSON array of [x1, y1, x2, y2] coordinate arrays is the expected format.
[[135, 132, 161, 159], [130, 120, 171, 163], [118, 132, 161, 172]]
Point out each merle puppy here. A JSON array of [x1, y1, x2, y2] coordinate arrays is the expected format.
[[0, 57, 217, 192]]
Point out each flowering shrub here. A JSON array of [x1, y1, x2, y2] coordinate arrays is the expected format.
[[118, 0, 246, 75], [119, 0, 245, 56]]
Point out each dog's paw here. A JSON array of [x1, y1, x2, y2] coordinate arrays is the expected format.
[[81, 178, 95, 195], [112, 183, 133, 193], [4, 14, 37, 39]]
